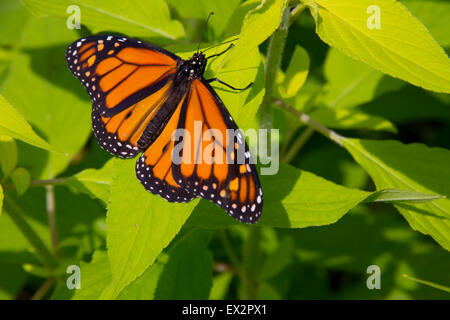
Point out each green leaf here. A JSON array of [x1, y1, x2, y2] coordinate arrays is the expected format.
[[155, 229, 213, 299], [209, 272, 233, 300], [278, 45, 310, 98], [21, 0, 184, 41], [1, 15, 91, 178], [305, 0, 450, 93], [71, 250, 112, 300], [229, 0, 286, 62], [320, 48, 404, 109], [260, 164, 370, 228], [309, 107, 397, 133], [67, 159, 114, 203], [0, 136, 17, 177], [342, 138, 450, 251], [10, 167, 31, 196], [100, 159, 199, 299], [118, 256, 166, 300], [402, 274, 450, 293], [402, 0, 450, 48], [0, 95, 55, 153], [363, 189, 443, 203]]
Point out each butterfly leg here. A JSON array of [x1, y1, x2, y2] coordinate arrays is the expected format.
[[207, 78, 253, 91]]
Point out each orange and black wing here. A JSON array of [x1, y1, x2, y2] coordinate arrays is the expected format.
[[136, 91, 195, 203], [66, 35, 181, 158], [172, 79, 263, 223]]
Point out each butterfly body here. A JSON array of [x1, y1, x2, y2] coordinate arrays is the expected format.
[[66, 35, 263, 223]]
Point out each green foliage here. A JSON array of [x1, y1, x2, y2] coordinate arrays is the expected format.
[[303, 0, 450, 93], [343, 138, 450, 251], [0, 0, 449, 300], [22, 0, 184, 41], [0, 95, 55, 152]]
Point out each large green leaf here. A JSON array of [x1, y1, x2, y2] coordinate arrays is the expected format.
[[186, 163, 440, 229], [343, 138, 450, 251], [0, 95, 55, 153], [304, 0, 450, 93], [260, 164, 370, 227], [100, 159, 199, 299], [21, 0, 184, 41], [0, 15, 91, 178]]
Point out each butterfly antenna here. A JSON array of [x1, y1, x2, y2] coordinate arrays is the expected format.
[[202, 38, 239, 54], [197, 12, 214, 53]]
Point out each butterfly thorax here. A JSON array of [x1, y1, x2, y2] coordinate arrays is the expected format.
[[176, 52, 206, 82]]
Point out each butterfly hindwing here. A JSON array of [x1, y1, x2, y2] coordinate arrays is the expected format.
[[136, 91, 195, 203], [171, 79, 263, 223]]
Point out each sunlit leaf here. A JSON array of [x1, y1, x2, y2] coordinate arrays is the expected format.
[[22, 0, 184, 41], [304, 0, 450, 93], [100, 159, 199, 299], [279, 45, 310, 98], [0, 95, 55, 153], [67, 159, 114, 203], [0, 15, 91, 178]]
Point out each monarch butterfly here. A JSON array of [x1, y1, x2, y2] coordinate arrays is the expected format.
[[65, 24, 263, 223]]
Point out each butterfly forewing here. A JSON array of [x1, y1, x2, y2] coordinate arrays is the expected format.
[[66, 35, 181, 158]]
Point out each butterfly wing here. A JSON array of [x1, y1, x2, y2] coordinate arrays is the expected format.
[[66, 35, 181, 158], [172, 79, 263, 223], [136, 89, 195, 203]]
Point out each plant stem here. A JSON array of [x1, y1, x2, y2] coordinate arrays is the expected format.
[[259, 5, 292, 130], [46, 185, 59, 257], [31, 277, 56, 300], [242, 226, 262, 300], [275, 99, 345, 146], [2, 177, 68, 192], [281, 126, 315, 163], [4, 197, 58, 270], [289, 4, 307, 27], [218, 229, 245, 283]]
